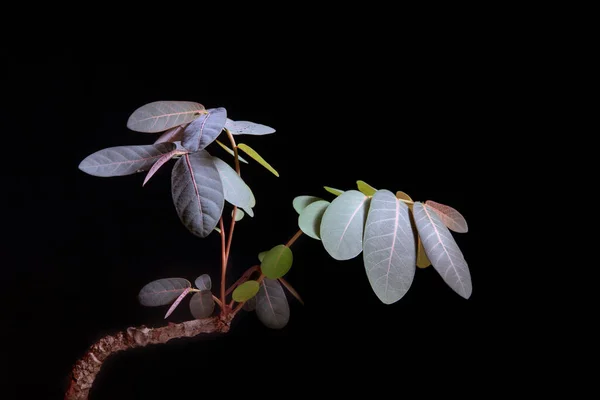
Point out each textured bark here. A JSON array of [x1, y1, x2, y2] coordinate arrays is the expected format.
[[65, 317, 231, 400]]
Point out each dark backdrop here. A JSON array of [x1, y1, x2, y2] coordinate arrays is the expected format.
[[1, 48, 497, 398]]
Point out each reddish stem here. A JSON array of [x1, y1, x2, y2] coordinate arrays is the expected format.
[[219, 218, 228, 316], [286, 229, 303, 247], [225, 265, 260, 296]]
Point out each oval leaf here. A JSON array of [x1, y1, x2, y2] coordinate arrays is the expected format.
[[413, 202, 472, 299], [212, 157, 254, 217], [243, 296, 257, 311], [232, 280, 260, 302], [324, 186, 344, 196], [237, 143, 279, 177], [189, 290, 215, 319], [233, 208, 245, 221], [357, 180, 377, 196], [293, 195, 322, 214], [256, 278, 290, 329], [363, 190, 416, 304], [425, 200, 468, 233], [225, 118, 276, 135], [128, 101, 205, 133], [171, 151, 224, 238], [396, 191, 413, 202], [258, 251, 267, 262], [261, 245, 293, 279], [79, 143, 176, 177], [215, 139, 249, 164], [195, 274, 212, 291], [138, 278, 191, 307], [320, 190, 370, 260], [298, 200, 330, 240], [182, 107, 227, 152], [154, 125, 187, 144]]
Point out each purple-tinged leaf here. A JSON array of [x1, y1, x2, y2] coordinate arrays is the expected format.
[[164, 287, 191, 319], [256, 278, 289, 329], [143, 149, 188, 186], [225, 118, 275, 135], [182, 108, 227, 152], [171, 151, 224, 238], [138, 278, 191, 307], [425, 200, 468, 233], [127, 101, 205, 133], [242, 296, 256, 311], [195, 274, 212, 291], [189, 290, 215, 319], [79, 143, 176, 177], [154, 124, 188, 144]]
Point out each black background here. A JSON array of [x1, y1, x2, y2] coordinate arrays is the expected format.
[[1, 46, 500, 398]]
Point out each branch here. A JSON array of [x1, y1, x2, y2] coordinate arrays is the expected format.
[[65, 317, 231, 400]]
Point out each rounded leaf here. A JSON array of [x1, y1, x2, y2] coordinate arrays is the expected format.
[[243, 296, 257, 311], [195, 274, 212, 291], [258, 251, 267, 262], [298, 200, 330, 240], [138, 278, 191, 307], [232, 280, 260, 303], [189, 290, 215, 319], [293, 195, 322, 215], [256, 279, 290, 329], [261, 245, 293, 279]]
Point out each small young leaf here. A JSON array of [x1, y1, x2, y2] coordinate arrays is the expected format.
[[258, 251, 267, 262], [164, 287, 191, 319], [189, 290, 215, 319], [127, 101, 205, 133], [395, 191, 413, 202], [256, 278, 290, 329], [243, 296, 257, 311], [233, 208, 245, 221], [138, 278, 191, 307], [232, 280, 260, 303], [182, 108, 228, 152], [356, 180, 377, 196], [323, 186, 344, 196], [79, 143, 176, 177], [214, 227, 222, 233], [320, 190, 370, 260], [143, 149, 188, 186], [212, 157, 254, 217], [425, 200, 468, 233], [416, 236, 431, 269], [225, 118, 276, 135], [261, 245, 293, 279], [298, 200, 330, 240], [154, 124, 187, 144], [237, 143, 279, 177], [293, 195, 322, 215], [215, 139, 249, 164], [195, 274, 212, 291]]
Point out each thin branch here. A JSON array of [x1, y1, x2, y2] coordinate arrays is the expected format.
[[279, 277, 304, 305], [212, 295, 223, 308], [225, 265, 260, 296], [219, 218, 227, 316], [225, 128, 241, 175], [285, 229, 303, 248], [65, 317, 231, 400]]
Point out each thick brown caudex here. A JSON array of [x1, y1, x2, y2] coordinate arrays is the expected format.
[[65, 316, 232, 400]]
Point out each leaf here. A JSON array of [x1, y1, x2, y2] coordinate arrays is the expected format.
[[261, 245, 293, 279], [237, 143, 279, 177], [215, 139, 249, 164], [212, 157, 254, 217], [243, 296, 257, 311], [225, 118, 276, 135], [78, 143, 176, 177], [232, 280, 260, 302], [164, 287, 191, 319], [425, 200, 468, 233], [292, 195, 322, 215], [182, 107, 228, 152], [258, 251, 267, 262], [363, 190, 416, 304], [195, 274, 212, 291], [214, 227, 221, 233], [189, 290, 215, 319], [154, 125, 187, 144], [171, 151, 224, 238], [356, 180, 377, 196], [320, 190, 370, 260], [279, 277, 304, 306], [395, 191, 413, 202], [413, 202, 472, 299], [256, 278, 290, 329], [324, 186, 344, 196], [143, 148, 188, 186], [416, 236, 431, 269], [127, 101, 205, 133], [233, 208, 245, 221], [138, 278, 191, 307], [298, 200, 330, 240]]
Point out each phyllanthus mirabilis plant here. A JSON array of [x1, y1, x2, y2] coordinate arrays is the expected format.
[[67, 101, 472, 399]]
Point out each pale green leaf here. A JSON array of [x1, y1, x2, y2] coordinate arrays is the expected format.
[[324, 186, 344, 196], [212, 157, 254, 217], [293, 195, 322, 214], [258, 251, 267, 262], [298, 200, 330, 240], [356, 180, 376, 196], [237, 143, 279, 177], [232, 208, 245, 221], [261, 244, 293, 279], [232, 280, 260, 302]]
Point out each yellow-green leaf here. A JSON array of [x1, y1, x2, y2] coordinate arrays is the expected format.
[[357, 180, 376, 196], [396, 191, 413, 202], [215, 140, 249, 164], [237, 143, 279, 177], [416, 236, 431, 268], [261, 244, 293, 279], [324, 186, 344, 196], [232, 280, 260, 302]]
